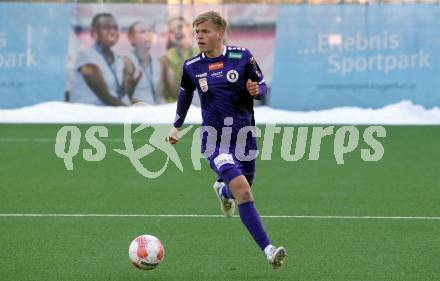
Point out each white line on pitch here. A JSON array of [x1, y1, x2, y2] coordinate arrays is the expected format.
[[0, 138, 124, 142], [0, 138, 192, 143], [0, 214, 439, 220]]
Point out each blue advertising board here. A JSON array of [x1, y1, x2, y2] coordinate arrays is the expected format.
[[271, 4, 440, 110], [0, 3, 72, 108]]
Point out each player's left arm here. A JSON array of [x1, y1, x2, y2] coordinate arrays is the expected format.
[[244, 51, 267, 101], [168, 64, 196, 144]]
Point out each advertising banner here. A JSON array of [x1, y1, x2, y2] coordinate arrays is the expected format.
[[0, 3, 72, 108], [66, 4, 276, 106], [271, 4, 440, 110]]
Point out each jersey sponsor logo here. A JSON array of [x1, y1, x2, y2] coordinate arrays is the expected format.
[[196, 72, 207, 78], [210, 71, 223, 78], [213, 153, 235, 169], [226, 70, 239, 83], [186, 56, 201, 66], [208, 62, 224, 71], [198, 77, 208, 92], [228, 52, 242, 59]]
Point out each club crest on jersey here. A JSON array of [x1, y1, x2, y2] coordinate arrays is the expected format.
[[198, 78, 208, 92], [208, 62, 224, 71], [226, 70, 239, 83]]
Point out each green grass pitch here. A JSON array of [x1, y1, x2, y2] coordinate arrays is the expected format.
[[0, 124, 439, 281]]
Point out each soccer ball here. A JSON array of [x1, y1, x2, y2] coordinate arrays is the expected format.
[[129, 234, 164, 270]]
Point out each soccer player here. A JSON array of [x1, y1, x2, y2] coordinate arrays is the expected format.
[[167, 11, 287, 268]]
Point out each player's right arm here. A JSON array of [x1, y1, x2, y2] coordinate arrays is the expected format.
[[80, 64, 127, 106], [168, 65, 196, 144]]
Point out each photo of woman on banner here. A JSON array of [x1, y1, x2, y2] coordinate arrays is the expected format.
[[160, 16, 199, 102], [70, 13, 140, 106], [125, 21, 164, 105]]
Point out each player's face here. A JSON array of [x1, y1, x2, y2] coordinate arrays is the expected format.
[[130, 22, 155, 50], [94, 17, 119, 48], [195, 20, 223, 54]]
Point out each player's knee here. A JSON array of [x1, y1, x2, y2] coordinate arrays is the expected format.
[[234, 187, 253, 204], [226, 173, 254, 203], [238, 190, 253, 203]]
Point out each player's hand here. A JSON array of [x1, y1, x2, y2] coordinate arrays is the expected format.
[[246, 79, 259, 97], [168, 127, 180, 144]]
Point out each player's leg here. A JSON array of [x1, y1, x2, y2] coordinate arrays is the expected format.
[[215, 161, 253, 200], [214, 181, 235, 200], [223, 168, 287, 268], [209, 153, 286, 267], [216, 144, 256, 199], [209, 154, 237, 217], [212, 181, 249, 217]]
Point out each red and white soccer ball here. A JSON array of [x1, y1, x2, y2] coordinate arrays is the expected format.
[[129, 234, 164, 270]]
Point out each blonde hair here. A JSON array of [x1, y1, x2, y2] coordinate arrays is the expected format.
[[192, 11, 227, 32]]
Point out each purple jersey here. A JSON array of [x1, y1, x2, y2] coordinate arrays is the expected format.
[[174, 45, 267, 155]]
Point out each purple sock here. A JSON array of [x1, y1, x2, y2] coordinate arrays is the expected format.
[[238, 201, 271, 251], [220, 183, 235, 199]]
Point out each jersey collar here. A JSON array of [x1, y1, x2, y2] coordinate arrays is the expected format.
[[201, 45, 227, 59]]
